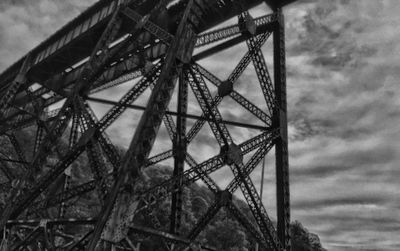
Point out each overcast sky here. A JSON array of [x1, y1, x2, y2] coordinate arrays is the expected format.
[[1, 0, 400, 250]]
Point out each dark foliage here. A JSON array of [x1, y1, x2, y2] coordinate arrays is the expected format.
[[131, 165, 327, 251]]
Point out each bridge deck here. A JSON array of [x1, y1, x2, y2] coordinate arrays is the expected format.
[[0, 0, 294, 94]]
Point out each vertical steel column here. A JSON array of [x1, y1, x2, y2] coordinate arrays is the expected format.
[[273, 9, 291, 251], [170, 68, 188, 234]]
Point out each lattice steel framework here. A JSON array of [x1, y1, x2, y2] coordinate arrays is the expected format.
[[0, 0, 295, 250]]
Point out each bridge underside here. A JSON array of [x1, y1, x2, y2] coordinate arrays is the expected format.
[[0, 0, 292, 250]]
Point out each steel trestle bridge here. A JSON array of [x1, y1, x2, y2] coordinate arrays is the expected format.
[[0, 0, 295, 250]]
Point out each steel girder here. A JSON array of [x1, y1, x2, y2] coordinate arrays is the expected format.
[[0, 1, 292, 250]]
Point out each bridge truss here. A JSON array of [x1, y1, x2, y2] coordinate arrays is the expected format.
[[0, 0, 293, 250]]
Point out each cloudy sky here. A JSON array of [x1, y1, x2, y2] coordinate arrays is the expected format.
[[1, 0, 400, 250]]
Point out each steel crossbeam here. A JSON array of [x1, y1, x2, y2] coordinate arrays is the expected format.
[[134, 131, 274, 217], [185, 32, 271, 144], [186, 63, 282, 250]]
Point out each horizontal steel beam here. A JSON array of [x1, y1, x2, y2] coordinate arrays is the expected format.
[[6, 218, 97, 227], [86, 96, 269, 131], [0, 158, 28, 164]]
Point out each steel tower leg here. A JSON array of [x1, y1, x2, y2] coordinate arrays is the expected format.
[[170, 69, 188, 235], [273, 9, 291, 251], [87, 1, 198, 249]]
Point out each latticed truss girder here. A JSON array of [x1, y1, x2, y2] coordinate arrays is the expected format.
[[0, 0, 291, 250]]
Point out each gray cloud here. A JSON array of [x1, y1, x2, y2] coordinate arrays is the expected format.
[[0, 0, 96, 71], [284, 0, 400, 249]]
